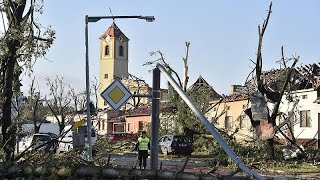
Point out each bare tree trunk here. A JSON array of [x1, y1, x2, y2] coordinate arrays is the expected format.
[[182, 42, 190, 92], [253, 2, 275, 159], [2, 44, 18, 161], [92, 76, 101, 109]]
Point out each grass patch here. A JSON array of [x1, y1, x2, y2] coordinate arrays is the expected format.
[[269, 162, 320, 174]]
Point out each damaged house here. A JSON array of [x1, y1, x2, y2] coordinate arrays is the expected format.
[[210, 62, 320, 149]]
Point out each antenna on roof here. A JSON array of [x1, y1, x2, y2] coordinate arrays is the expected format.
[[109, 7, 115, 22]]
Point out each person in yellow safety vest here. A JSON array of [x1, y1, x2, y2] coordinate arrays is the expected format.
[[134, 131, 150, 169]]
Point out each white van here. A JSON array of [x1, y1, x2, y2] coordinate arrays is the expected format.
[[57, 125, 97, 153]]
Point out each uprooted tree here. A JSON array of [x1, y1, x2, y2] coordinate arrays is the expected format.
[[0, 0, 55, 161]]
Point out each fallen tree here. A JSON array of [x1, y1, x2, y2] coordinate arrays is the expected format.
[[1, 163, 220, 180]]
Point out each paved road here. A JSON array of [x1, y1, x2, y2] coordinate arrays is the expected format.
[[106, 154, 320, 179], [107, 153, 208, 169]]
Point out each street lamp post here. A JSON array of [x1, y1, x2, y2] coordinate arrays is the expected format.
[[84, 15, 155, 161]]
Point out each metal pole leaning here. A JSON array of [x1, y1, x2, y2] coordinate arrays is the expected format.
[[156, 63, 266, 180]]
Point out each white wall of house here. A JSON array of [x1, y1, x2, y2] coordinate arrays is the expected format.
[[279, 88, 319, 142]]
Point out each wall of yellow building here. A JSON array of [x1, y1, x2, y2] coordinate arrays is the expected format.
[[207, 98, 253, 142]]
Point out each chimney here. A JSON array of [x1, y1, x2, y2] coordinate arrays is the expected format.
[[230, 85, 240, 94]]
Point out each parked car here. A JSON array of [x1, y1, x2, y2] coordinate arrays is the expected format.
[[31, 132, 58, 153], [107, 132, 138, 142], [158, 134, 193, 155]]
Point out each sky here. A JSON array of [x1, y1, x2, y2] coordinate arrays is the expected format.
[[16, 0, 320, 96]]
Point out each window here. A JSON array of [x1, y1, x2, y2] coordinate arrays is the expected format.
[[239, 115, 250, 129], [104, 74, 108, 79], [104, 101, 107, 106], [239, 115, 245, 129], [138, 121, 144, 130], [226, 106, 230, 110], [127, 123, 133, 132], [302, 95, 307, 99], [225, 116, 232, 129], [300, 110, 311, 127], [213, 107, 217, 111], [105, 45, 110, 56], [119, 45, 124, 56]]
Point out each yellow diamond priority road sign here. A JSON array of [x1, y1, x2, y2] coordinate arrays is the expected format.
[[101, 79, 132, 111]]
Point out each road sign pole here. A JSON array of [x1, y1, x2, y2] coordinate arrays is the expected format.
[[151, 68, 160, 170]]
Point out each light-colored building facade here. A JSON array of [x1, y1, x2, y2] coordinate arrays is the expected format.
[[125, 115, 151, 134], [207, 94, 253, 142], [279, 88, 320, 148], [209, 86, 320, 149]]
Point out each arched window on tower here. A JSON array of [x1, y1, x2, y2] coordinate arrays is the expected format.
[[105, 45, 110, 56], [119, 45, 124, 57]]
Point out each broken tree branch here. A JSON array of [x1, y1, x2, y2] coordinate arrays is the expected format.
[[182, 42, 190, 92], [256, 2, 272, 88]]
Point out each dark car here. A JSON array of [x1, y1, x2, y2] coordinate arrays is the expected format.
[[107, 132, 138, 142], [31, 132, 58, 152], [158, 134, 193, 155]]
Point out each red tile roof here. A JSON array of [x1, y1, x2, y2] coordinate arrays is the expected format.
[[99, 22, 129, 41]]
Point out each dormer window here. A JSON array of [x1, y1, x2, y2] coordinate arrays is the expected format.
[[105, 45, 110, 56], [119, 45, 124, 57]]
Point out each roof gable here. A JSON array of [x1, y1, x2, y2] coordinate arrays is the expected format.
[[188, 75, 221, 100], [99, 22, 129, 40]]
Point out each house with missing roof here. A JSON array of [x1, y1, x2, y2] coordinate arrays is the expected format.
[[207, 63, 320, 149], [278, 88, 320, 149]]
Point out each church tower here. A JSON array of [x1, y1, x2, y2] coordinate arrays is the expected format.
[[98, 22, 129, 109]]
